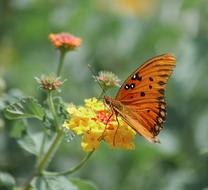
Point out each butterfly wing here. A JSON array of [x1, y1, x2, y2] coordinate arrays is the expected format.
[[115, 54, 176, 142]]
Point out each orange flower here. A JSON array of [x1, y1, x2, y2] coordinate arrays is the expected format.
[[49, 33, 82, 51]]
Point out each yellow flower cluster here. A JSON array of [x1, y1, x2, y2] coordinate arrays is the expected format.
[[63, 98, 136, 152]]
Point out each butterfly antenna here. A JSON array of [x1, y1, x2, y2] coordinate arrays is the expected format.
[[87, 64, 106, 98]]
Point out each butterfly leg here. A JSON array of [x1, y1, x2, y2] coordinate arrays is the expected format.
[[98, 113, 113, 141], [113, 114, 120, 146]]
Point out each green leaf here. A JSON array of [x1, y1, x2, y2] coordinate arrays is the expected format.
[[70, 178, 99, 190], [10, 120, 27, 138], [0, 171, 16, 190], [31, 176, 78, 190], [53, 96, 68, 120], [17, 132, 52, 155], [4, 97, 45, 120]]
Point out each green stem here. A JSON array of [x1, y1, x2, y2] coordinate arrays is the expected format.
[[37, 130, 64, 172], [23, 131, 64, 190], [42, 151, 94, 176], [56, 50, 66, 77], [48, 91, 59, 129], [23, 91, 64, 190], [38, 129, 47, 162]]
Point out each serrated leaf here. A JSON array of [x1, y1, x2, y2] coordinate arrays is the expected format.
[[31, 176, 78, 190], [4, 97, 45, 120], [0, 171, 16, 190], [70, 178, 99, 190]]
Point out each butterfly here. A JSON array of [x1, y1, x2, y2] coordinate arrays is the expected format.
[[104, 54, 176, 143]]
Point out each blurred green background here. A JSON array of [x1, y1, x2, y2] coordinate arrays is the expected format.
[[0, 0, 208, 189]]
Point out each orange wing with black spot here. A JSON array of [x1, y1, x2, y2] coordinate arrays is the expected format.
[[115, 54, 176, 142]]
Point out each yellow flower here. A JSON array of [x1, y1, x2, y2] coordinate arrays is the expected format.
[[63, 98, 136, 152]]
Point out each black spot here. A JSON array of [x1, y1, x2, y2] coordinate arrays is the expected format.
[[138, 76, 142, 81], [140, 92, 145, 97], [131, 73, 142, 81], [149, 85, 152, 89], [149, 77, 154, 81], [130, 96, 134, 99], [131, 74, 138, 80], [147, 110, 150, 113], [158, 97, 165, 102], [158, 81, 165, 86], [124, 84, 130, 90], [130, 83, 135, 89], [159, 74, 168, 78], [159, 89, 165, 95]]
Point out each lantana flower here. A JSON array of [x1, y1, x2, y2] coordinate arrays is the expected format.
[[49, 33, 82, 51], [63, 98, 136, 152]]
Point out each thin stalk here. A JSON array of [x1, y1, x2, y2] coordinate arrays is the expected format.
[[48, 91, 59, 129], [37, 130, 64, 173], [38, 129, 47, 162], [56, 50, 66, 77], [42, 151, 94, 176]]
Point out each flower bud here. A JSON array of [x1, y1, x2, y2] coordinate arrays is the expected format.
[[36, 75, 63, 92], [95, 71, 120, 91]]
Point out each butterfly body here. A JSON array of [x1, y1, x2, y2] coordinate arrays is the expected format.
[[104, 54, 176, 143]]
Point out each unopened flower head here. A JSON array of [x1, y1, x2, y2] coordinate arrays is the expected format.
[[63, 97, 136, 152], [49, 33, 82, 51], [95, 71, 120, 91], [36, 75, 63, 92]]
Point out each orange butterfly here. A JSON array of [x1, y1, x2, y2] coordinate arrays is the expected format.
[[104, 54, 176, 143]]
